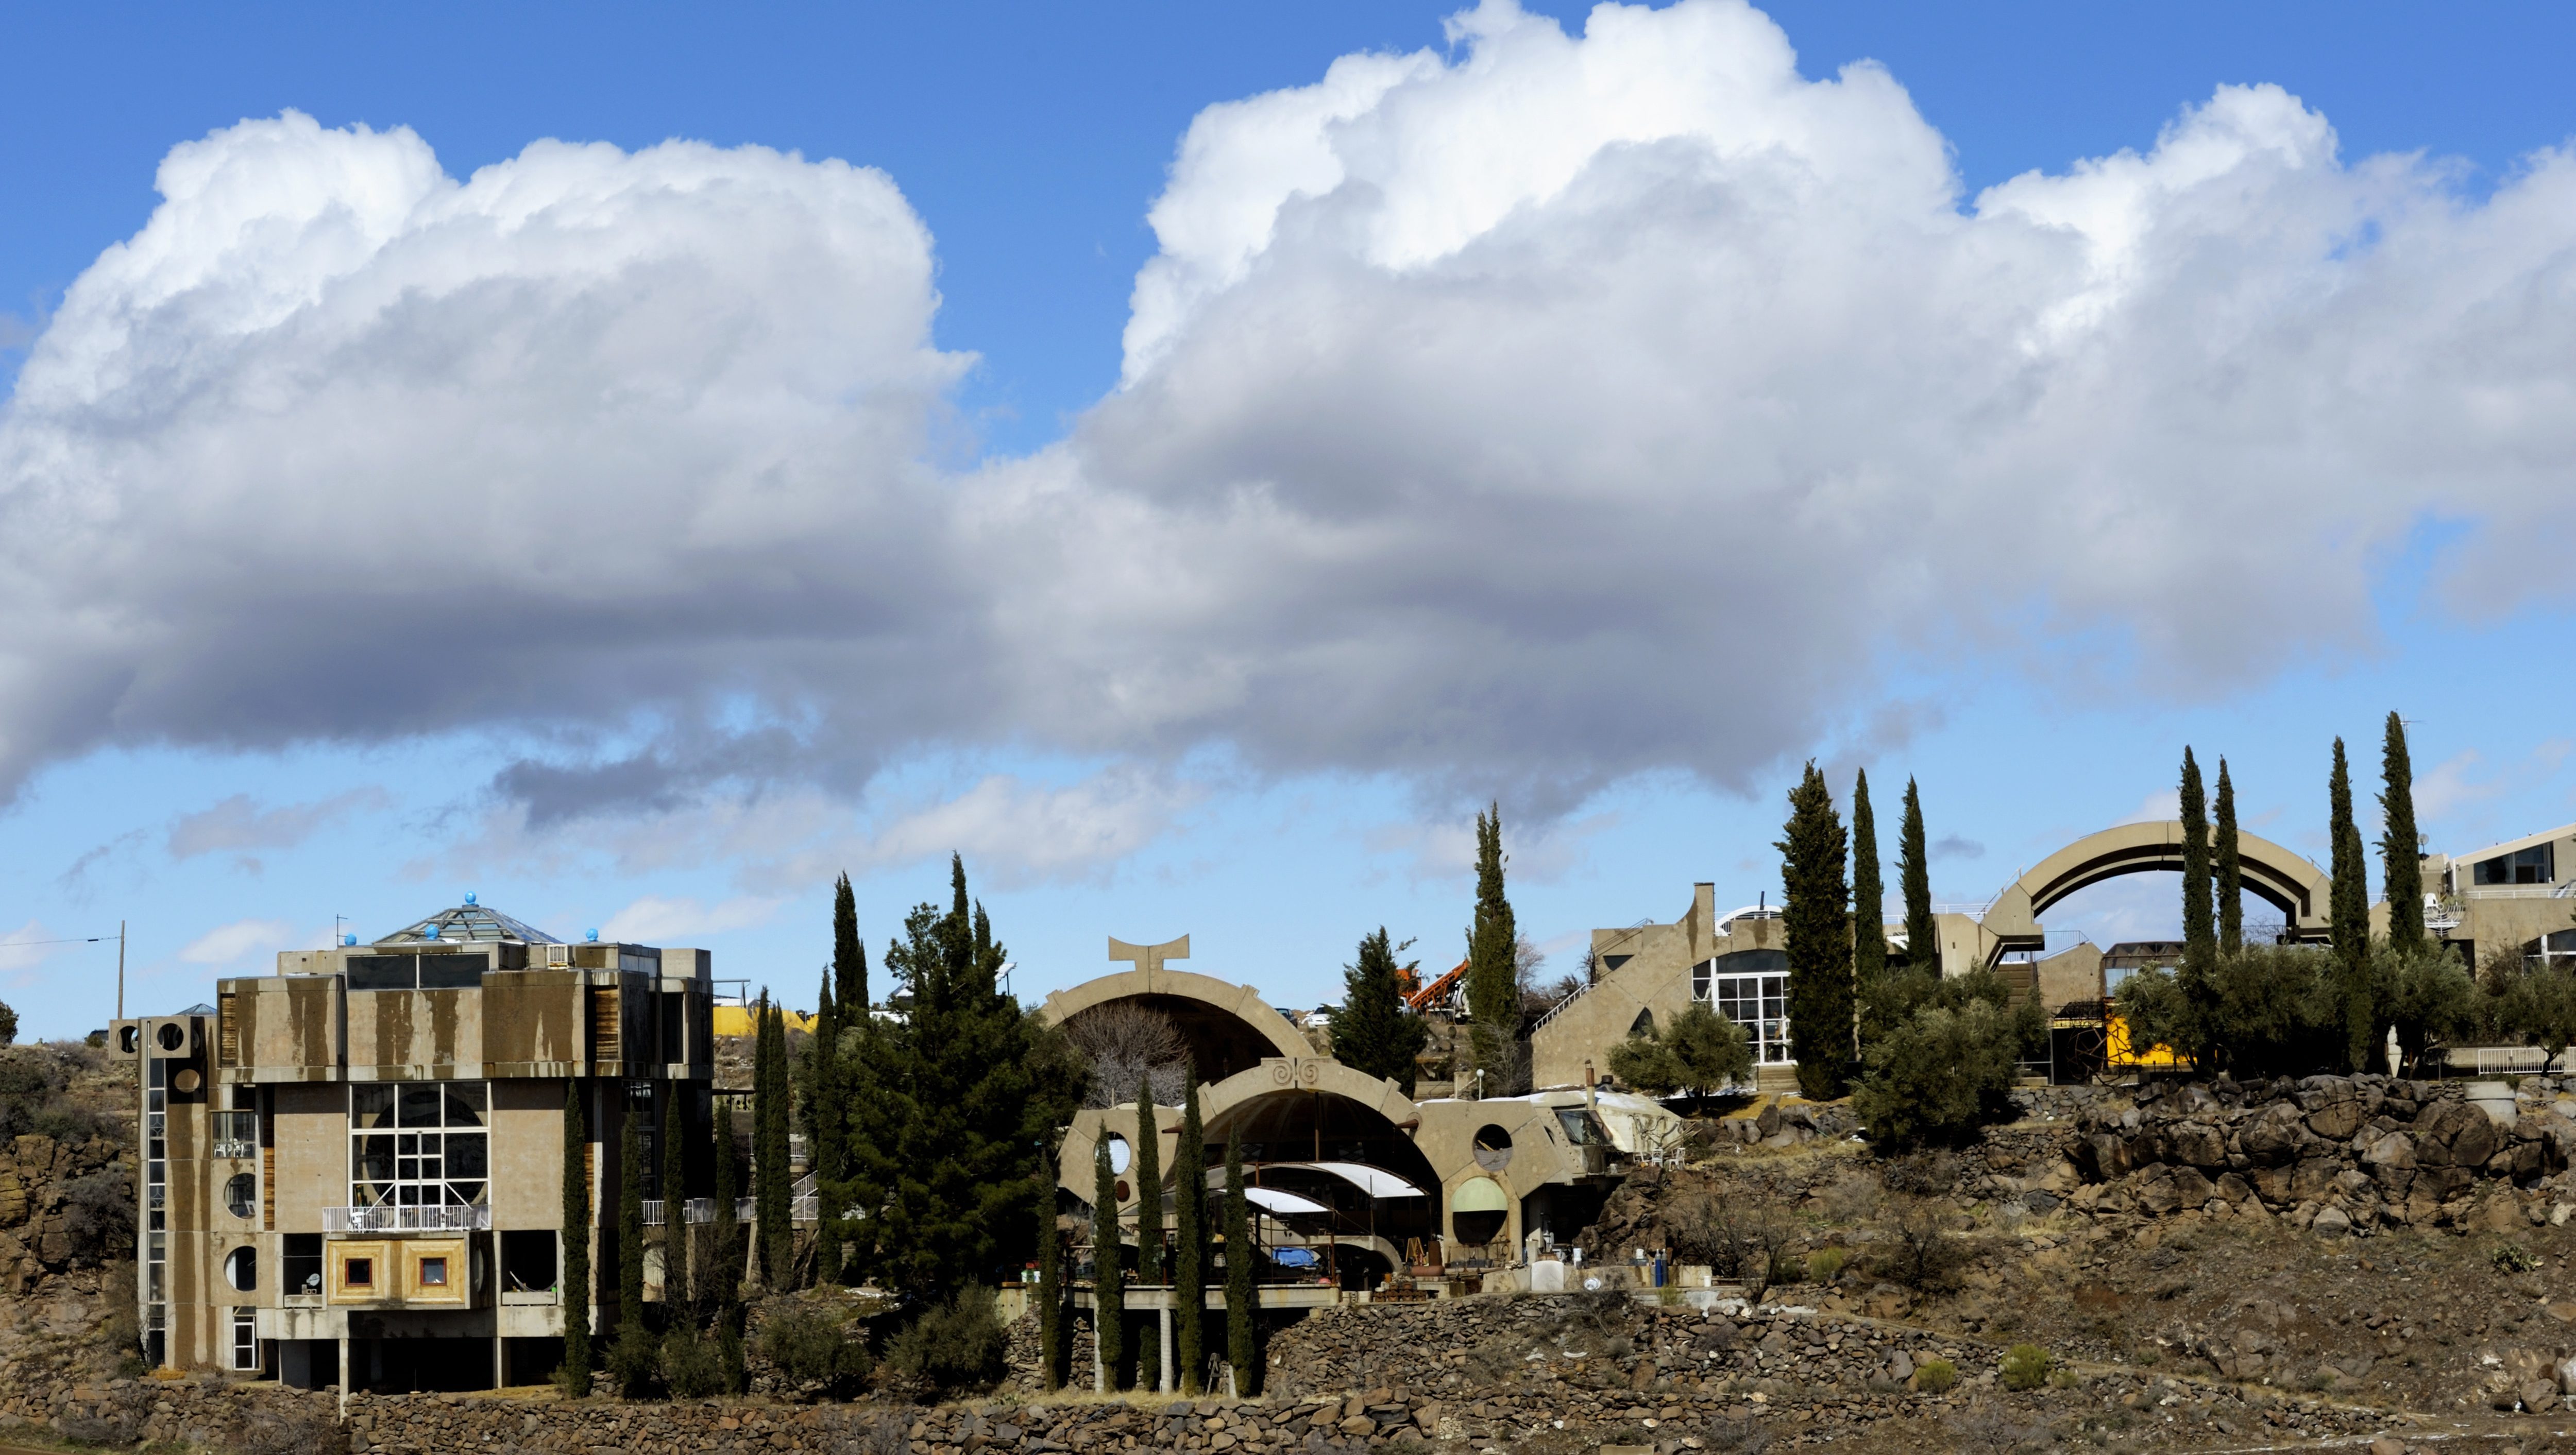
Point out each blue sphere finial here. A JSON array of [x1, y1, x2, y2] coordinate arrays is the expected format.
[[464, 892, 477, 906], [342, 934, 356, 947], [586, 928, 599, 943], [425, 925, 440, 941]]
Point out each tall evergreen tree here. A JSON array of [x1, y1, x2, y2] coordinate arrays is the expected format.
[[833, 871, 869, 1013], [1092, 1136, 1124, 1389], [614, 1099, 649, 1390], [807, 967, 845, 1287], [1329, 928, 1430, 1093], [1850, 769, 1887, 1013], [1898, 777, 1936, 973], [659, 1088, 689, 1313], [1133, 1092, 1163, 1391], [1172, 1068, 1207, 1395], [2179, 748, 2217, 1009], [2214, 759, 2244, 953], [2381, 711, 2426, 952], [561, 1080, 592, 1396], [1223, 1137, 1257, 1396], [2329, 739, 2374, 1071], [843, 855, 1084, 1300], [753, 994, 793, 1287], [1463, 804, 1520, 1092], [711, 1102, 744, 1391], [1036, 1168, 1066, 1392], [1777, 762, 1853, 1098]]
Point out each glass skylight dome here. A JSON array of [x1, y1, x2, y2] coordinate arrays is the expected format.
[[376, 901, 562, 945]]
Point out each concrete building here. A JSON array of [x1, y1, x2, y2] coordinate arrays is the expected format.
[[111, 900, 715, 1388], [2427, 821, 2576, 967], [1042, 938, 1671, 1285]]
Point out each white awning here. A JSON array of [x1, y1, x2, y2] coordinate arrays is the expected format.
[[1241, 1186, 1330, 1217], [1205, 1162, 1426, 1200]]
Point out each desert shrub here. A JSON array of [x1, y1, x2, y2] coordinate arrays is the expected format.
[[884, 1291, 1005, 1398], [1999, 1343, 2053, 1392], [58, 1384, 149, 1446], [1668, 1192, 1793, 1304], [2490, 1241, 2539, 1275], [826, 1410, 914, 1455], [660, 1324, 732, 1399], [1806, 1247, 1847, 1285], [229, 1400, 349, 1455], [1853, 972, 2041, 1147], [606, 1322, 661, 1397], [0, 999, 15, 1046], [59, 1168, 137, 1263], [760, 1304, 872, 1398], [1879, 1196, 1961, 1292], [1701, 1413, 1773, 1454], [1606, 1003, 1754, 1100], [1913, 1358, 1957, 1393]]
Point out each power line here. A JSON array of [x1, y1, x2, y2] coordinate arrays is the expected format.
[[0, 934, 117, 949]]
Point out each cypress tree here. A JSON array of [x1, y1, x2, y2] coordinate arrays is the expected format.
[[1898, 778, 1935, 974], [1463, 804, 1520, 1093], [808, 966, 844, 1287], [1777, 762, 1853, 1098], [1850, 769, 1886, 1018], [2214, 758, 2244, 953], [2381, 711, 2426, 952], [1172, 1068, 1207, 1395], [1092, 1136, 1124, 1388], [833, 871, 868, 1013], [711, 1102, 744, 1391], [1329, 928, 1430, 1092], [753, 995, 793, 1288], [615, 1099, 649, 1389], [2179, 749, 2217, 1016], [1223, 1137, 1257, 1396], [659, 1088, 689, 1314], [2329, 739, 2374, 1071], [846, 855, 1084, 1302], [561, 1080, 592, 1396], [1134, 1092, 1163, 1391], [1036, 1166, 1065, 1391]]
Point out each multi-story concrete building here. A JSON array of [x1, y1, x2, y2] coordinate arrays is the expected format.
[[110, 900, 714, 1389]]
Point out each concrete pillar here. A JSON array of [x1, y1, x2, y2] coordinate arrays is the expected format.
[[1159, 1305, 1174, 1393], [493, 1331, 504, 1390], [1091, 1311, 1105, 1394], [336, 1335, 349, 1420]]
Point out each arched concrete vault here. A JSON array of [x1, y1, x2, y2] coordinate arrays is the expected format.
[[1980, 820, 2332, 958], [1039, 968, 1312, 1085]]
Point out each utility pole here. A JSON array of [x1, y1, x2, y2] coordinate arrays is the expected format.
[[115, 921, 126, 1021]]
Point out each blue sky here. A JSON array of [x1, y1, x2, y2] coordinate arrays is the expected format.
[[4, 2, 2575, 1037]]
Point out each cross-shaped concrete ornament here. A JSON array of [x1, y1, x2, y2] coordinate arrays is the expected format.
[[1107, 934, 1189, 987]]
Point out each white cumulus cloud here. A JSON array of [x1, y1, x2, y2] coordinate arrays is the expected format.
[[599, 894, 786, 945], [179, 917, 299, 965]]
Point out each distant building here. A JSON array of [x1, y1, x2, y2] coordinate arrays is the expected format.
[[113, 901, 714, 1388]]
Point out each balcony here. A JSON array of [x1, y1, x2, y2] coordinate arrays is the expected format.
[[323, 1205, 492, 1234]]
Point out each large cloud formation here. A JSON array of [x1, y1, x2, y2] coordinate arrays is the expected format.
[[7, 0, 2576, 844]]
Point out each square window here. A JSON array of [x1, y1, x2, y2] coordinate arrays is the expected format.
[[417, 1256, 447, 1287], [344, 1257, 374, 1289]]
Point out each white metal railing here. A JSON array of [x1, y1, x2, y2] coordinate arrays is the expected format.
[[2463, 885, 2576, 900], [323, 1205, 491, 1233], [642, 1195, 824, 1226]]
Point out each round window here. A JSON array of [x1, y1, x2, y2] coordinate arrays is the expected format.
[[118, 1025, 140, 1055], [1472, 1124, 1514, 1172], [1451, 1174, 1510, 1248], [156, 1022, 186, 1052], [224, 1173, 257, 1219], [224, 1245, 257, 1292], [1104, 1135, 1132, 1175]]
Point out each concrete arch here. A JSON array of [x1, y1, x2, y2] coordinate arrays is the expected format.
[[1039, 968, 1312, 1084], [1980, 820, 2331, 956]]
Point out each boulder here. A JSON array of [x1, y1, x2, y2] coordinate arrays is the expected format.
[[2306, 1100, 2365, 1141], [2170, 1123, 2229, 1169], [2311, 1207, 2352, 1236]]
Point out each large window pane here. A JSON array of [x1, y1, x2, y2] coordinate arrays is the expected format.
[[351, 1085, 395, 1127], [397, 1086, 442, 1128], [442, 1083, 487, 1127]]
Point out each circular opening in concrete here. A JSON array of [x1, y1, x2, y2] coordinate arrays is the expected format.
[[225, 1245, 256, 1292], [156, 1022, 185, 1052], [224, 1174, 257, 1220], [1104, 1135, 1131, 1175], [1452, 1174, 1508, 1248], [1472, 1124, 1513, 1172]]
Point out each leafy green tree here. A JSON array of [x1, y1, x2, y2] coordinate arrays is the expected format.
[[2381, 711, 2426, 953], [1463, 804, 1521, 1092], [1222, 1137, 1257, 1396], [561, 1081, 593, 1396], [753, 995, 792, 1287], [1604, 1002, 1753, 1101], [1091, 1136, 1123, 1388], [658, 1088, 689, 1314], [1172, 1069, 1207, 1395], [2178, 748, 2216, 1001], [2328, 739, 2374, 1070], [1133, 1091, 1162, 1391], [2214, 758, 2243, 953], [1852, 969, 2042, 1146], [2376, 940, 2473, 1076], [1036, 1167, 1066, 1392], [844, 855, 1085, 1302], [1850, 769, 1887, 1023], [2477, 946, 2576, 1064], [1329, 928, 1431, 1092], [1777, 761, 1852, 1098], [1897, 777, 1935, 973], [833, 870, 869, 1013], [0, 1000, 16, 1047], [2122, 947, 2343, 1079]]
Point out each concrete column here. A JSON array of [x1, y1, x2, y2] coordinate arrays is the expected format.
[[493, 1330, 504, 1390], [1091, 1311, 1104, 1394], [336, 1335, 349, 1420], [1158, 1305, 1174, 1393]]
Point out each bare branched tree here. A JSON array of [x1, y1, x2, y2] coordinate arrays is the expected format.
[[1063, 1003, 1190, 1108]]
